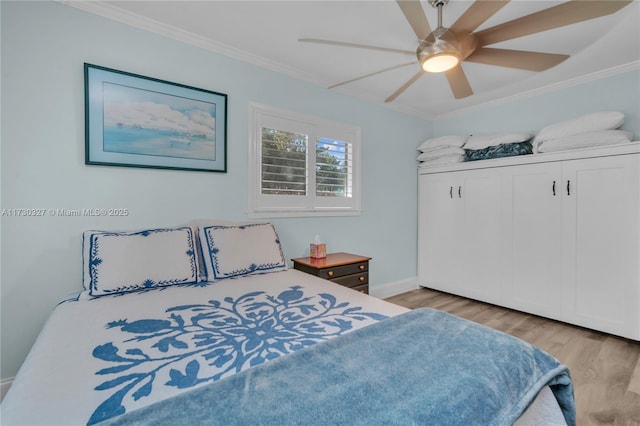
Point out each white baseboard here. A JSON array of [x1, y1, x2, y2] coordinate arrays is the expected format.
[[1, 377, 13, 402], [370, 277, 418, 299]]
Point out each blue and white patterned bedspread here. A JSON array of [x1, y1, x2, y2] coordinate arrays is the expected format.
[[2, 270, 408, 425]]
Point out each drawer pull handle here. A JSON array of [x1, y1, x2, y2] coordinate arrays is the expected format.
[[566, 180, 571, 196], [458, 186, 462, 198], [327, 270, 334, 277], [552, 180, 556, 196], [359, 276, 365, 282], [359, 265, 365, 271], [449, 186, 453, 198]]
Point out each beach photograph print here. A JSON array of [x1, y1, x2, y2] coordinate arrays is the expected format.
[[85, 63, 227, 172], [103, 83, 217, 161]]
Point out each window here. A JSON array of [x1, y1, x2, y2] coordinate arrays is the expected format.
[[249, 103, 361, 217]]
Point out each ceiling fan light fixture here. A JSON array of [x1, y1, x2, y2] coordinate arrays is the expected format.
[[417, 27, 461, 73], [421, 52, 460, 73]]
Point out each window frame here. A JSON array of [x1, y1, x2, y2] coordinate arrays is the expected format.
[[248, 102, 361, 218]]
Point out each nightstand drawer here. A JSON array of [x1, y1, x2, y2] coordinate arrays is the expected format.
[[331, 272, 368, 288], [320, 262, 368, 280], [350, 283, 369, 294]]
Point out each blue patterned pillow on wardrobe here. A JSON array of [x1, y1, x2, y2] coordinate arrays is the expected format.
[[82, 227, 198, 297]]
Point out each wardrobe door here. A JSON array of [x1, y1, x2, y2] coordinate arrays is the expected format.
[[502, 162, 564, 320], [418, 168, 503, 304], [418, 172, 463, 293], [455, 169, 503, 304], [561, 154, 640, 339]]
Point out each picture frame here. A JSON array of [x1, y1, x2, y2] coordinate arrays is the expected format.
[[84, 63, 227, 173]]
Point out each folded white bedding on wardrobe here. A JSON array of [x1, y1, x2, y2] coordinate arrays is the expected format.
[[532, 111, 625, 152], [537, 130, 635, 153]]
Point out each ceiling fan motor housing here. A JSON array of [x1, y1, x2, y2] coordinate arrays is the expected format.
[[417, 27, 461, 72], [417, 28, 477, 73], [417, 0, 478, 72]]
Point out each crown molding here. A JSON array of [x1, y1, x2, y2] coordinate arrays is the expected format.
[[58, 1, 319, 85], [435, 61, 640, 120]]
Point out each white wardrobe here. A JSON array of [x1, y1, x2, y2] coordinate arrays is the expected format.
[[418, 143, 640, 340]]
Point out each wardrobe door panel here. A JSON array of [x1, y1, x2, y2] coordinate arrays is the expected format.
[[418, 172, 463, 292], [503, 163, 563, 319], [457, 170, 503, 304], [562, 154, 640, 339]]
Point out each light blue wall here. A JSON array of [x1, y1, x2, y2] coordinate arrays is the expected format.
[[433, 69, 640, 138], [0, 1, 431, 379]]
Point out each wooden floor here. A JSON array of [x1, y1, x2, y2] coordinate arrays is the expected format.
[[385, 288, 640, 426]]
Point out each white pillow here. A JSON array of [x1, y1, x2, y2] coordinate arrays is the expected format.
[[418, 135, 468, 151], [417, 146, 465, 161], [187, 219, 235, 282], [463, 132, 533, 150], [199, 223, 288, 280], [537, 130, 634, 153], [533, 111, 624, 150], [418, 154, 465, 168], [83, 226, 198, 297]]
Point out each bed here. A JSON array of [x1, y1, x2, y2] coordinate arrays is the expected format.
[[1, 222, 575, 425]]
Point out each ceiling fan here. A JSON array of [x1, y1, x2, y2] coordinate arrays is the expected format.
[[299, 0, 632, 101]]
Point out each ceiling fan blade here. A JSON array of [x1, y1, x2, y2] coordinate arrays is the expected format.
[[385, 70, 425, 103], [329, 62, 417, 89], [298, 38, 414, 55], [465, 47, 569, 71], [396, 0, 432, 41], [445, 65, 473, 99], [450, 0, 510, 34], [475, 0, 633, 46]]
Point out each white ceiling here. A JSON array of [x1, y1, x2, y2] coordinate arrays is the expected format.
[[65, 1, 640, 119]]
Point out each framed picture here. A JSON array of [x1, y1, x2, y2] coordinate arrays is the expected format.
[[84, 63, 227, 173]]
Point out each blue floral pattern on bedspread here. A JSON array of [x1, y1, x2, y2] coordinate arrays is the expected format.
[[89, 286, 388, 425]]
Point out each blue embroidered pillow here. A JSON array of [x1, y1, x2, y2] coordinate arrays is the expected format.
[[82, 227, 198, 297], [187, 219, 235, 282], [199, 223, 287, 280]]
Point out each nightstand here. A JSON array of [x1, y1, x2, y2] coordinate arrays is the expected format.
[[291, 252, 370, 294]]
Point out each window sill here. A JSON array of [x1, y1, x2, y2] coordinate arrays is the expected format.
[[247, 209, 361, 219]]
